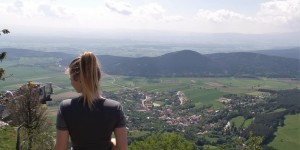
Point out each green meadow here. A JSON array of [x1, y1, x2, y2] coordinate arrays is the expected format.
[[243, 118, 253, 128], [230, 116, 253, 128], [268, 114, 300, 150], [230, 116, 245, 128], [183, 88, 224, 108]]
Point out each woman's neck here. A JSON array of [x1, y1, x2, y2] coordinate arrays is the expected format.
[[94, 91, 101, 99]]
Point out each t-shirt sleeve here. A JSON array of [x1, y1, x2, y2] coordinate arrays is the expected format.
[[115, 104, 126, 128], [56, 102, 68, 130]]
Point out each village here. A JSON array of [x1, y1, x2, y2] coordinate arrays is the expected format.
[[105, 87, 267, 137]]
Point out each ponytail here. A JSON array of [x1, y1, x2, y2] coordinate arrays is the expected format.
[[68, 51, 101, 109]]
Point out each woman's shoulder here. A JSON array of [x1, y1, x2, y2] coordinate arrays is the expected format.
[[101, 98, 122, 110], [59, 97, 80, 108]]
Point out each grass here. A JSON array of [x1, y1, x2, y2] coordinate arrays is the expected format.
[[247, 91, 269, 96], [0, 59, 67, 91], [272, 108, 287, 113], [230, 116, 253, 128], [204, 136, 219, 143], [243, 118, 253, 128], [230, 116, 245, 128], [48, 115, 57, 132], [203, 145, 218, 149], [198, 77, 300, 94], [268, 114, 300, 150], [18, 57, 59, 65], [0, 126, 16, 149], [183, 88, 225, 108], [46, 106, 58, 132], [128, 130, 150, 138]]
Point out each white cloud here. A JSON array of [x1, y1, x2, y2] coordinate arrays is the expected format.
[[3, 0, 74, 19], [162, 15, 183, 22], [196, 9, 249, 22], [137, 3, 166, 16], [257, 0, 300, 26], [102, 2, 183, 27], [195, 0, 300, 33], [38, 4, 74, 18], [259, 0, 299, 17], [14, 0, 23, 8], [135, 3, 183, 23], [38, 4, 58, 17], [1, 0, 299, 35], [7, 0, 23, 14], [105, 0, 132, 15]]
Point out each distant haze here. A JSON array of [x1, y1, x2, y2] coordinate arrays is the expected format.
[[0, 0, 299, 55], [1, 0, 300, 34], [1, 31, 299, 56]]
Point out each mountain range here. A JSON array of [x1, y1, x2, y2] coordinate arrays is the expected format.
[[2, 48, 300, 78], [99, 50, 299, 78]]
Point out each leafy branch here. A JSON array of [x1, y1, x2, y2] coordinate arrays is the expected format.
[[0, 29, 10, 80]]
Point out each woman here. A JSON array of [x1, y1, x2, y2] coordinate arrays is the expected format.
[[55, 52, 127, 150]]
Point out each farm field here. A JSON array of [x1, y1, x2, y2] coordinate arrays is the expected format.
[[2, 58, 300, 95], [2, 59, 300, 110], [2, 59, 299, 98], [268, 114, 300, 150]]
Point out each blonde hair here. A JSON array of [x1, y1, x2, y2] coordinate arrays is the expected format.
[[68, 51, 101, 109]]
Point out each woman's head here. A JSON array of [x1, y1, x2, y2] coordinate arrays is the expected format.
[[67, 51, 101, 108]]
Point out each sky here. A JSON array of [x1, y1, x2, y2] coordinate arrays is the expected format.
[[0, 0, 299, 37]]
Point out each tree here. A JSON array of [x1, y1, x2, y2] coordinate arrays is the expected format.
[[234, 132, 263, 150], [129, 133, 196, 150], [7, 82, 54, 150], [0, 29, 10, 80]]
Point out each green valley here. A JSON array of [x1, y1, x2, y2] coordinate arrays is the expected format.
[[0, 50, 299, 149]]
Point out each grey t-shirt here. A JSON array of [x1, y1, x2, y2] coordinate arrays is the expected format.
[[56, 97, 126, 150]]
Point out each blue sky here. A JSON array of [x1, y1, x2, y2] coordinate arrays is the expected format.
[[0, 0, 299, 36]]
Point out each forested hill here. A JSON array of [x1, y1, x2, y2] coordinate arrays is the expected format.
[[252, 47, 300, 60], [2, 48, 299, 78], [2, 48, 75, 60], [99, 50, 223, 77], [99, 50, 300, 78], [206, 52, 299, 78]]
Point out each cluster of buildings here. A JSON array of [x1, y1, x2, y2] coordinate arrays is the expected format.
[[137, 90, 202, 127], [159, 113, 201, 126]]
